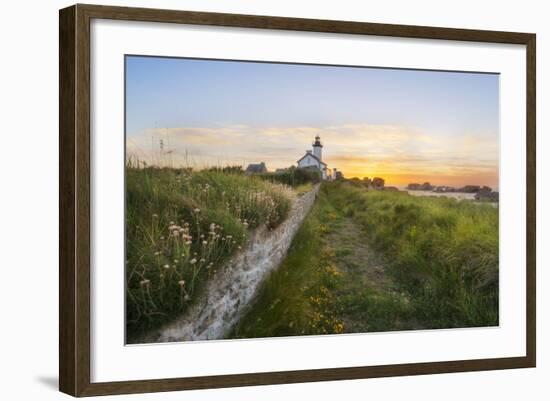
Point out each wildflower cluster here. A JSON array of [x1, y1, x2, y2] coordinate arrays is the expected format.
[[188, 176, 292, 230], [128, 214, 243, 327], [305, 250, 344, 335], [125, 166, 293, 336]]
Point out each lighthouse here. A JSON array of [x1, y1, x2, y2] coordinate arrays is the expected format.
[[312, 135, 323, 160], [297, 135, 330, 180]]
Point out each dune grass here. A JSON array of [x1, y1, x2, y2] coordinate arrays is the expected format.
[[125, 163, 293, 340]]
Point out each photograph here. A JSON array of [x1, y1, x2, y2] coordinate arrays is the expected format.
[[124, 55, 500, 344]]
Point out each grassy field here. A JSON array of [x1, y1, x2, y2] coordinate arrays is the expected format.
[[332, 182, 499, 328], [231, 181, 499, 338], [125, 163, 294, 340]]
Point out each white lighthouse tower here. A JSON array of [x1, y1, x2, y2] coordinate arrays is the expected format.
[[312, 135, 323, 160]]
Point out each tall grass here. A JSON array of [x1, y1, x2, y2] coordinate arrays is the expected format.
[[125, 162, 293, 339], [326, 182, 499, 328]]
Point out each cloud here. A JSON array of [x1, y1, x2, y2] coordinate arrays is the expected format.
[[126, 123, 498, 186]]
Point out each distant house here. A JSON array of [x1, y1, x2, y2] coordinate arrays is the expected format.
[[297, 135, 330, 180], [245, 162, 267, 174]]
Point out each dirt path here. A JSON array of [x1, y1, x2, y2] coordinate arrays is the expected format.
[[325, 216, 418, 333], [329, 218, 391, 290]]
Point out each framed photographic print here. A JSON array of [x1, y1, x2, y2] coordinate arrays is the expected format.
[[59, 4, 536, 397]]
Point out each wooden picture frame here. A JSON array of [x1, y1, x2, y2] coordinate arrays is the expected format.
[[59, 3, 536, 397]]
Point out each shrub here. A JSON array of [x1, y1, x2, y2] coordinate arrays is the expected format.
[[258, 166, 321, 187]]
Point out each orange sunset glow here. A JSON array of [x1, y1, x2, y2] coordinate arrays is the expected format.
[[127, 123, 499, 188]]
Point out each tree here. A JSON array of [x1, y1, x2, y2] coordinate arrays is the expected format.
[[372, 177, 385, 189]]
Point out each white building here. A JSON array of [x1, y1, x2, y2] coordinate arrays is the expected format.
[[297, 135, 329, 180]]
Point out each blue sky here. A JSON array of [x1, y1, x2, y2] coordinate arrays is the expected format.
[[125, 56, 499, 187]]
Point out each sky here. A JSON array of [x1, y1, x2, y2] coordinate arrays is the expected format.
[[126, 56, 499, 188]]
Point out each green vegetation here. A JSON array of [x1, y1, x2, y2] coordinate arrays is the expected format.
[[126, 162, 498, 341], [330, 182, 499, 329], [258, 166, 321, 187], [294, 182, 314, 195], [125, 162, 293, 340], [232, 182, 498, 338]]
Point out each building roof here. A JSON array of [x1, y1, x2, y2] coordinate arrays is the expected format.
[[297, 152, 327, 166], [245, 162, 267, 173]]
